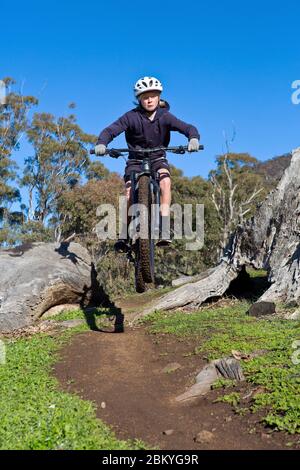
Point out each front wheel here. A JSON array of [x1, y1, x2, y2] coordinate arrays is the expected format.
[[134, 243, 147, 293], [138, 174, 155, 283]]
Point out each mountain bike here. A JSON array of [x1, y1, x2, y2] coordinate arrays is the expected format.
[[90, 145, 204, 293]]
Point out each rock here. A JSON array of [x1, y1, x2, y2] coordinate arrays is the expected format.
[[0, 242, 104, 332], [194, 430, 214, 444], [162, 362, 182, 373], [163, 429, 174, 436], [261, 432, 271, 440], [59, 319, 85, 329], [196, 363, 220, 384], [225, 416, 232, 423], [175, 382, 213, 402], [176, 364, 220, 402], [285, 300, 299, 309], [248, 301, 276, 317], [42, 304, 81, 318], [176, 358, 244, 403], [100, 402, 106, 409], [285, 308, 300, 320]]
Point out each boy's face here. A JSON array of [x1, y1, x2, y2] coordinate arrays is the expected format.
[[139, 91, 160, 112]]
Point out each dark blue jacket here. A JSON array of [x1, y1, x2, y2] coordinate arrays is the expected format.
[[96, 101, 200, 159]]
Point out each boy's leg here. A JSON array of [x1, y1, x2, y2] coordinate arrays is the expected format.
[[158, 169, 171, 216]]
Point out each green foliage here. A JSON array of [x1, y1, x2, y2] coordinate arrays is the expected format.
[[211, 378, 236, 390], [0, 328, 145, 450], [143, 302, 251, 336], [246, 267, 268, 278], [17, 220, 54, 244], [22, 111, 96, 224], [215, 392, 241, 407], [95, 242, 137, 297], [0, 77, 38, 246], [208, 152, 270, 254], [86, 161, 110, 181], [57, 174, 123, 238]]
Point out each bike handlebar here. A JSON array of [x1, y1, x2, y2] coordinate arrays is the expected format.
[[90, 145, 204, 157]]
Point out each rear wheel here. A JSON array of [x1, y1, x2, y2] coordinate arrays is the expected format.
[[138, 174, 155, 283]]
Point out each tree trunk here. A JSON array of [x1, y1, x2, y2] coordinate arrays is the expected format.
[[133, 146, 300, 321], [0, 242, 106, 332]]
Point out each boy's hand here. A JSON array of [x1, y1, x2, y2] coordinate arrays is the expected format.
[[95, 144, 107, 156], [188, 138, 200, 152]]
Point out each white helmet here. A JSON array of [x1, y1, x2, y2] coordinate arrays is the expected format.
[[134, 76, 163, 98]]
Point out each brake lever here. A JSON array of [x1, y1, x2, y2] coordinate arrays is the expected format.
[[172, 146, 186, 154], [109, 149, 122, 158]]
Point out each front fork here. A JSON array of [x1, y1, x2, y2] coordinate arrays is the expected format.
[[126, 167, 161, 263]]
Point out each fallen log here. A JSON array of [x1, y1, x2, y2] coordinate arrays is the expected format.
[[0, 241, 104, 332]]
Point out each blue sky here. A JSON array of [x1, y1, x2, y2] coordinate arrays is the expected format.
[[1, 0, 300, 181]]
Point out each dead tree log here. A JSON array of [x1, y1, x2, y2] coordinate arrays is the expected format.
[[0, 242, 105, 332], [134, 146, 300, 321]]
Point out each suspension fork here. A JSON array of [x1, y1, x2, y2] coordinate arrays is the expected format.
[[151, 173, 161, 239], [128, 170, 138, 241]]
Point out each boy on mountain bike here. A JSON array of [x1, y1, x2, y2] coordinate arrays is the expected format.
[[95, 76, 200, 252]]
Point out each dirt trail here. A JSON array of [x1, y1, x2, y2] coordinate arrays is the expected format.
[[53, 295, 293, 450]]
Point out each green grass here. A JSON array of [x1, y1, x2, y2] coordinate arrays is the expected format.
[[0, 319, 145, 450], [215, 392, 241, 407], [52, 307, 120, 331], [246, 267, 268, 278], [142, 301, 300, 434]]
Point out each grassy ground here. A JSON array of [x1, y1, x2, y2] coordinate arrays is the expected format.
[[140, 299, 300, 435], [0, 321, 145, 450]]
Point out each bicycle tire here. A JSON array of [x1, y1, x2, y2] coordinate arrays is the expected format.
[[138, 174, 155, 283], [134, 242, 147, 293], [129, 175, 147, 293]]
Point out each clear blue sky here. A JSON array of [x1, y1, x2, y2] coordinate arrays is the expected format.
[[1, 0, 300, 180]]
